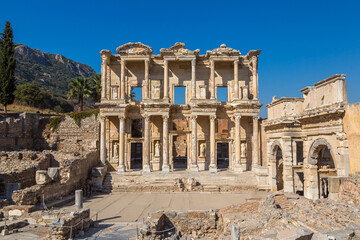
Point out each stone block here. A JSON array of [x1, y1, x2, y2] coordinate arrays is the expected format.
[[8, 209, 22, 217], [188, 211, 205, 218], [36, 170, 51, 185], [47, 167, 60, 181], [276, 227, 313, 240]]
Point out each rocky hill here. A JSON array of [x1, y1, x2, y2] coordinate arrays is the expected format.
[[14, 44, 97, 99]]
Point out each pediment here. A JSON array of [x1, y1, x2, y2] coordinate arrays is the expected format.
[[160, 42, 200, 57], [116, 42, 153, 55], [206, 44, 240, 57]]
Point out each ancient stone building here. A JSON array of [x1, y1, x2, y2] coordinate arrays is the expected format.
[[98, 42, 262, 173], [262, 74, 349, 199]]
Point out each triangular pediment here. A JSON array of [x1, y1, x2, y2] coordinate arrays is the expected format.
[[206, 44, 240, 57]]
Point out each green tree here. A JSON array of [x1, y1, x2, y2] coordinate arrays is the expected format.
[[68, 77, 91, 112], [14, 83, 43, 106], [89, 74, 101, 102], [0, 21, 16, 113]]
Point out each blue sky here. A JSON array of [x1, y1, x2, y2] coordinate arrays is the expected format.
[[1, 0, 359, 117]]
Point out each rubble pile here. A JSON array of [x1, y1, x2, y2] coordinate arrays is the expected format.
[[0, 150, 51, 174], [217, 192, 360, 239]]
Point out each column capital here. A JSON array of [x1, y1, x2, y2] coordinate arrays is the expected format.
[[234, 114, 242, 121], [191, 58, 196, 65], [252, 115, 259, 121], [144, 114, 150, 121], [120, 59, 126, 64], [162, 115, 169, 121], [144, 59, 149, 64], [210, 59, 215, 65], [99, 115, 106, 122], [164, 59, 168, 66], [209, 115, 216, 121], [191, 115, 198, 120], [234, 59, 239, 64], [118, 115, 125, 120]]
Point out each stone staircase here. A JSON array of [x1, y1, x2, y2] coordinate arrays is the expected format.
[[102, 170, 258, 193]]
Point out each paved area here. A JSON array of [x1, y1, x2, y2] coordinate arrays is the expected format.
[[63, 191, 269, 222]]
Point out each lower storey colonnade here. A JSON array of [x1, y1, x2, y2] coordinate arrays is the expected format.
[[99, 113, 260, 173]]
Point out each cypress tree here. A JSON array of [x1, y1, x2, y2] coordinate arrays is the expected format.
[[0, 21, 16, 113]]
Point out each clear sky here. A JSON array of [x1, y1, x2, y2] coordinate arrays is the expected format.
[[1, 0, 359, 117]]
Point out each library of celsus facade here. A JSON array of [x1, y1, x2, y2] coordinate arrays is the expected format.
[[98, 42, 262, 173]]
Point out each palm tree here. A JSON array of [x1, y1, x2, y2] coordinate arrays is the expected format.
[[68, 77, 91, 111], [89, 74, 101, 103]]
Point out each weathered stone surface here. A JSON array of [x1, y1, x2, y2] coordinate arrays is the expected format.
[[276, 227, 313, 240], [35, 170, 50, 185]]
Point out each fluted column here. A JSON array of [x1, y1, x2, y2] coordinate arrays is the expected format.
[[162, 115, 170, 172], [209, 115, 217, 173], [233, 115, 243, 172], [118, 116, 125, 173], [210, 60, 215, 100], [163, 59, 169, 100], [144, 59, 149, 99], [233, 60, 239, 100], [120, 59, 126, 100], [252, 116, 259, 168], [191, 115, 199, 172], [191, 59, 196, 99], [143, 115, 151, 172], [100, 116, 106, 166]]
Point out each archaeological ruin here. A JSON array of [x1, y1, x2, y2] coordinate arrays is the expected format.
[[1, 42, 360, 238]]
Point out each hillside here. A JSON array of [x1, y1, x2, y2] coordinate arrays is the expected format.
[[14, 44, 97, 99]]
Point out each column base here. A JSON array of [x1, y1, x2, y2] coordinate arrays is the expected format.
[[143, 164, 151, 173], [162, 164, 170, 173], [233, 164, 244, 173], [190, 165, 199, 172], [117, 165, 125, 173], [209, 165, 218, 173]]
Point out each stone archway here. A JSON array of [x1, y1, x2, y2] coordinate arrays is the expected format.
[[306, 138, 337, 199], [269, 141, 284, 191]]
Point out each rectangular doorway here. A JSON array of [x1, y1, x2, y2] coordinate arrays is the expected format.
[[130, 143, 143, 170], [172, 134, 187, 170], [217, 142, 229, 169]]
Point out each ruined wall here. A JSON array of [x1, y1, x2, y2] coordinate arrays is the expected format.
[[12, 151, 99, 205], [343, 103, 360, 174], [0, 113, 42, 150], [46, 114, 99, 153]]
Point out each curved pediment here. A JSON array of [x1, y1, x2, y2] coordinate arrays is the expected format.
[[116, 42, 153, 55], [206, 44, 240, 57], [160, 42, 200, 57]]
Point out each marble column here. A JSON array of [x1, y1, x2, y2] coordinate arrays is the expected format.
[[209, 115, 217, 173], [163, 59, 169, 100], [252, 116, 259, 168], [120, 59, 126, 100], [144, 59, 149, 99], [233, 60, 239, 100], [118, 116, 125, 173], [251, 57, 258, 100], [143, 115, 151, 172], [191, 59, 196, 99], [106, 65, 111, 99], [191, 115, 199, 172], [100, 55, 108, 100], [100, 116, 106, 166], [233, 115, 243, 172], [210, 60, 215, 100], [162, 115, 170, 172]]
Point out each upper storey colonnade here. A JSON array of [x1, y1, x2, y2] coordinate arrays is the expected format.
[[99, 42, 261, 104]]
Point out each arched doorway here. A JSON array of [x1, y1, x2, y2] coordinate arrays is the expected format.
[[308, 138, 336, 199], [275, 146, 284, 190], [269, 141, 284, 191]]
